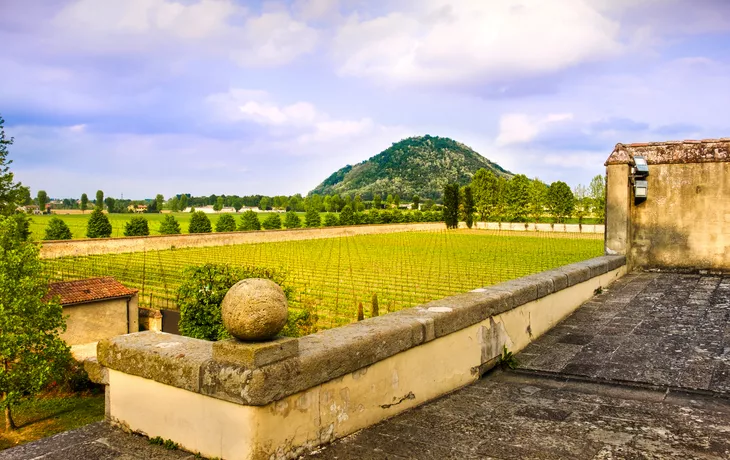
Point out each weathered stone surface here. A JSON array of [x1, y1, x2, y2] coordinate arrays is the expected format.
[[211, 336, 298, 367], [487, 278, 539, 308], [82, 357, 108, 385], [97, 331, 212, 392], [221, 278, 288, 341], [559, 263, 592, 286]]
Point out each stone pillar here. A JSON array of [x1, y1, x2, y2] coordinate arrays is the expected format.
[[605, 164, 631, 258]]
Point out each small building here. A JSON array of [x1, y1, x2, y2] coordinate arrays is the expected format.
[[46, 277, 139, 355], [126, 204, 148, 213]]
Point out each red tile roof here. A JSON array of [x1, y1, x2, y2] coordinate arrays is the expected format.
[[47, 277, 138, 305]]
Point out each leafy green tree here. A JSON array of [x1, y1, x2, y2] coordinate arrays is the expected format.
[[283, 211, 301, 229], [188, 211, 212, 233], [213, 196, 224, 212], [589, 174, 606, 223], [546, 181, 575, 223], [179, 194, 188, 211], [323, 195, 333, 212], [471, 169, 497, 221], [305, 208, 321, 227], [443, 183, 460, 229], [0, 116, 25, 216], [528, 178, 547, 223], [1, 216, 70, 430], [506, 174, 530, 222], [422, 198, 434, 211], [339, 205, 354, 226], [44, 217, 72, 240], [573, 184, 589, 227], [373, 194, 382, 209], [169, 197, 179, 212], [155, 194, 164, 212], [259, 196, 270, 211], [95, 190, 104, 210], [394, 195, 401, 208], [80, 193, 88, 213], [104, 196, 116, 213], [17, 186, 31, 207], [238, 210, 261, 231], [386, 194, 394, 208], [86, 209, 112, 238], [215, 214, 236, 232], [124, 216, 150, 236], [462, 186, 475, 228], [159, 214, 181, 234], [411, 195, 420, 210], [354, 194, 365, 212], [231, 198, 243, 212], [36, 190, 48, 214], [323, 213, 339, 227], [262, 213, 282, 230]]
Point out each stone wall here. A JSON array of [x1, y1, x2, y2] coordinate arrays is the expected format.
[[605, 139, 730, 270], [62, 295, 139, 346]]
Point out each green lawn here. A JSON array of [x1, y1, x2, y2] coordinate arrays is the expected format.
[[0, 392, 104, 451]]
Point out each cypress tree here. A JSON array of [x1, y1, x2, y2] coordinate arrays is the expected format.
[[443, 183, 460, 229]]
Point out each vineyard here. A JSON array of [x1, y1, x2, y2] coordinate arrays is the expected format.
[[43, 229, 604, 330]]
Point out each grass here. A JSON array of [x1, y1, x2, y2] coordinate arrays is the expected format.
[[0, 392, 104, 451], [44, 229, 604, 330]]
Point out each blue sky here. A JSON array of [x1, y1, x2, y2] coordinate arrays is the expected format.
[[2, 0, 730, 199]]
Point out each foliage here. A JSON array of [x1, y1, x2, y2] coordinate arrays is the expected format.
[[283, 211, 301, 229], [215, 214, 237, 232], [239, 210, 261, 231], [0, 116, 25, 216], [371, 293, 379, 317], [280, 301, 319, 337], [373, 194, 382, 209], [86, 209, 112, 238], [471, 168, 498, 221], [37, 190, 48, 214], [411, 195, 420, 210], [155, 194, 164, 212], [80, 193, 88, 213], [506, 174, 530, 222], [44, 217, 72, 240], [149, 436, 179, 450], [310, 135, 512, 200], [304, 208, 321, 228], [443, 183, 460, 229], [179, 194, 188, 211], [177, 264, 289, 341], [497, 345, 519, 370], [188, 211, 212, 234], [573, 184, 589, 226], [124, 216, 150, 236], [95, 190, 104, 210], [546, 181, 575, 224], [323, 213, 339, 227], [213, 197, 224, 212], [339, 205, 354, 226], [158, 214, 181, 235], [589, 175, 606, 223], [528, 178, 547, 223], [104, 197, 116, 213], [0, 216, 71, 430], [262, 213, 282, 230], [462, 186, 475, 229]]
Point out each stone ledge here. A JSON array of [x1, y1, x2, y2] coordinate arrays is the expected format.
[[97, 255, 626, 406]]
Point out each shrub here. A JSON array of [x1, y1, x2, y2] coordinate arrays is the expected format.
[[188, 211, 212, 234], [177, 264, 290, 341], [215, 214, 236, 232], [124, 216, 150, 236], [304, 208, 321, 228], [280, 300, 319, 337], [86, 209, 112, 238], [323, 213, 339, 227], [283, 211, 301, 229], [44, 217, 72, 240], [238, 210, 261, 231], [339, 205, 354, 226], [412, 210, 424, 222], [262, 213, 282, 230], [158, 214, 181, 234]]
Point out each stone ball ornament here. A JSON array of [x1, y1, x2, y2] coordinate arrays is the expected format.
[[221, 278, 289, 341]]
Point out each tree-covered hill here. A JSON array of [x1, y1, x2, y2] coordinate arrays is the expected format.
[[310, 135, 512, 199]]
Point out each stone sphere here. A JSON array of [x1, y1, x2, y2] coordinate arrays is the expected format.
[[221, 278, 288, 341]]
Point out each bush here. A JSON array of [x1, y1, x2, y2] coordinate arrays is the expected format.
[[44, 217, 72, 240], [86, 209, 112, 238], [239, 210, 261, 231], [280, 301, 319, 337], [283, 211, 301, 229], [412, 210, 424, 222], [124, 216, 150, 236], [215, 214, 236, 232], [158, 214, 181, 234], [339, 205, 354, 226], [304, 208, 321, 228], [323, 213, 339, 227], [262, 213, 282, 230], [177, 264, 290, 341], [188, 211, 212, 234]]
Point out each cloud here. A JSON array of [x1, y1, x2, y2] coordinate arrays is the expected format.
[[333, 0, 621, 87], [496, 113, 574, 146]]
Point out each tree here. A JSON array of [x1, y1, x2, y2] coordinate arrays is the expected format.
[[373, 194, 382, 209], [1, 215, 70, 430], [179, 194, 188, 211], [506, 174, 530, 222], [215, 214, 236, 232], [546, 181, 575, 224], [422, 198, 434, 211], [232, 198, 243, 212], [80, 193, 88, 213], [37, 190, 48, 214], [124, 216, 150, 236], [238, 210, 261, 231], [44, 217, 72, 240], [17, 186, 31, 207], [493, 176, 509, 224], [471, 169, 498, 221], [262, 213, 282, 230], [159, 214, 181, 234], [155, 194, 164, 212], [573, 184, 589, 228], [386, 194, 394, 208], [283, 211, 301, 229], [188, 211, 212, 233], [462, 186, 475, 229], [259, 196, 270, 211], [411, 195, 420, 210], [169, 196, 180, 213], [443, 183, 460, 229], [339, 205, 354, 226], [354, 194, 365, 212], [305, 208, 321, 227], [86, 209, 112, 238], [589, 175, 606, 223], [104, 196, 116, 213], [323, 213, 339, 227], [0, 116, 25, 216], [528, 178, 547, 224], [95, 190, 104, 210], [394, 195, 401, 208], [214, 196, 224, 212], [323, 195, 333, 212]]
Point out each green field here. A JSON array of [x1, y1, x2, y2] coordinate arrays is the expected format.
[[43, 229, 603, 330]]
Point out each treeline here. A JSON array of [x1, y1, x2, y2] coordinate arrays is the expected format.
[[442, 169, 606, 228]]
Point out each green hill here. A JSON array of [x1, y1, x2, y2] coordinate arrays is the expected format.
[[310, 135, 512, 199]]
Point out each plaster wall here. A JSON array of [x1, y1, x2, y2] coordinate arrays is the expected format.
[[605, 164, 630, 256], [107, 266, 625, 460], [62, 296, 138, 346]]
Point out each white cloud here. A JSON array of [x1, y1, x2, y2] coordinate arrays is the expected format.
[[496, 113, 573, 146], [333, 0, 621, 86]]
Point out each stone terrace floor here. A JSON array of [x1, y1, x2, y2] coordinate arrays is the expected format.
[[2, 272, 730, 460]]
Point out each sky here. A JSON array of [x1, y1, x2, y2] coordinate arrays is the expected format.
[[2, 0, 730, 199]]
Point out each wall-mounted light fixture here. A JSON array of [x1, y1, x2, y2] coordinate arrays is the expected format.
[[630, 155, 649, 204]]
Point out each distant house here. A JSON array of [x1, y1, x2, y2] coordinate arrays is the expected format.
[[127, 204, 148, 213]]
